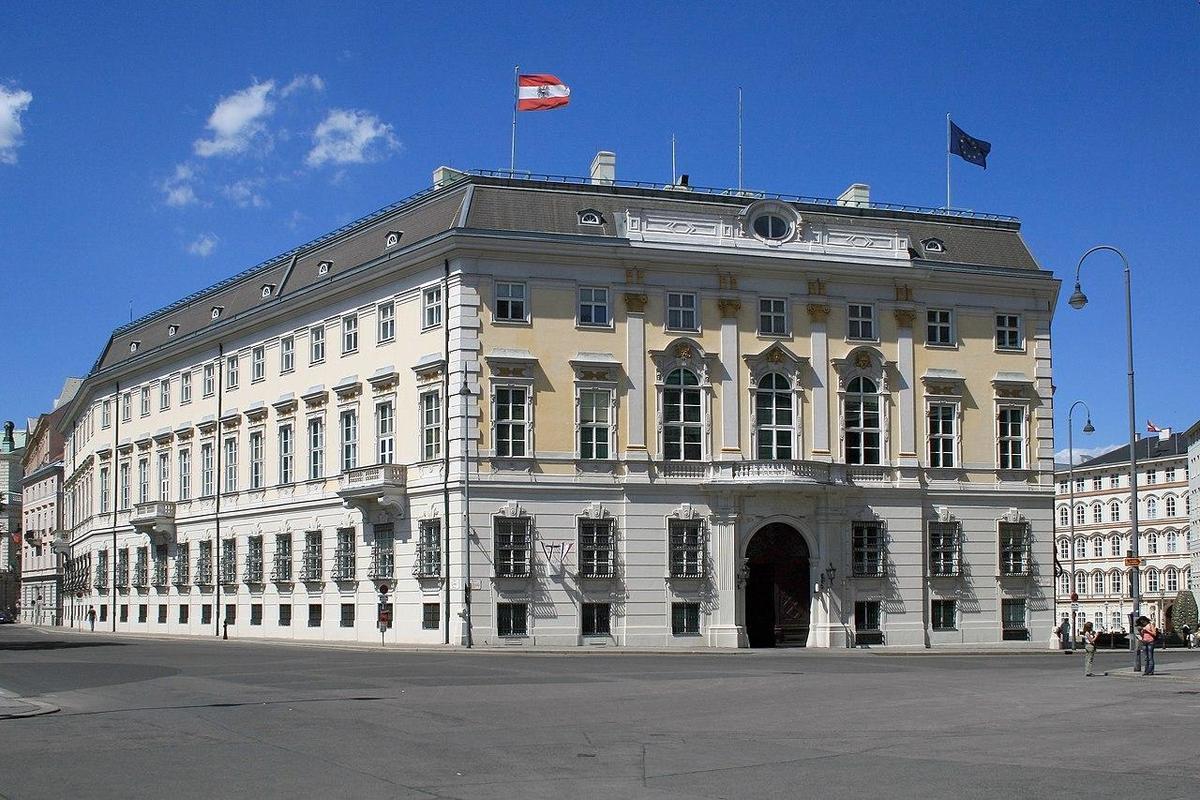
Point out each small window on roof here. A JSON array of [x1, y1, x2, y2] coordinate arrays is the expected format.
[[261, 284, 275, 298], [168, 325, 179, 337], [318, 260, 332, 276], [384, 231, 402, 248], [129, 341, 140, 353], [578, 209, 604, 226], [211, 306, 223, 320], [921, 238, 945, 253]]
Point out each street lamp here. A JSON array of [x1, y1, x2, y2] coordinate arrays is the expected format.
[[1071, 244, 1141, 669], [1066, 400, 1095, 651], [459, 378, 473, 648]]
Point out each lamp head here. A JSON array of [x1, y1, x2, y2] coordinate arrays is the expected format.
[[1083, 419, 1095, 434], [1068, 283, 1088, 310]]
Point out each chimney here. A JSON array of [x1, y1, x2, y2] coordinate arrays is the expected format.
[[1158, 427, 1171, 441], [836, 183, 870, 208], [432, 166, 466, 188], [589, 151, 615, 185]]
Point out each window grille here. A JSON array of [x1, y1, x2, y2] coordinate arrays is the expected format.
[[853, 522, 886, 577], [246, 536, 264, 583], [370, 524, 395, 579], [301, 531, 322, 581], [332, 528, 356, 580], [578, 519, 615, 578], [495, 518, 531, 577], [668, 519, 705, 578], [271, 533, 292, 582], [999, 523, 1032, 576], [415, 519, 442, 578], [928, 521, 960, 577]]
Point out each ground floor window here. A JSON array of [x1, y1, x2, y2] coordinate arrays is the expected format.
[[1001, 598, 1028, 640], [157, 604, 167, 624], [279, 604, 292, 627], [582, 602, 611, 636], [854, 601, 882, 645], [422, 602, 440, 630], [251, 604, 262, 626], [100, 605, 108, 622], [225, 604, 236, 625], [308, 604, 321, 627], [497, 602, 528, 637], [671, 602, 700, 635], [340, 603, 355, 627], [119, 605, 129, 623], [137, 604, 147, 623], [931, 599, 956, 631], [201, 604, 212, 625], [178, 605, 186, 624]]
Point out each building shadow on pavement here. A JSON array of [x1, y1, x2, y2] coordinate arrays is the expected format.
[[0, 640, 129, 651]]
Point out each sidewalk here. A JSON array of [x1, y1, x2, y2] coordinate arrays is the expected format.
[[0, 688, 59, 721], [1104, 650, 1200, 684]]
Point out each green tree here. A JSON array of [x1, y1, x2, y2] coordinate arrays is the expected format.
[[1174, 589, 1198, 634]]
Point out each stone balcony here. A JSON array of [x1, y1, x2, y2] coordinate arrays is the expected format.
[[654, 460, 895, 487], [51, 531, 71, 555], [130, 501, 176, 541], [337, 464, 407, 516]]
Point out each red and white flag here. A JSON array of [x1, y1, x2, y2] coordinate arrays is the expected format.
[[517, 74, 571, 111], [1146, 420, 1160, 433]]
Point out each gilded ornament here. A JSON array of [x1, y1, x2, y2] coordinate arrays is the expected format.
[[717, 298, 741, 318], [806, 303, 830, 322], [623, 292, 648, 313]]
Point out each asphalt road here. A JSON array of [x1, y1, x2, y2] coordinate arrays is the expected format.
[[1, 627, 1197, 800]]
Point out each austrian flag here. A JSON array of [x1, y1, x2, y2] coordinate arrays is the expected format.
[[517, 74, 571, 111]]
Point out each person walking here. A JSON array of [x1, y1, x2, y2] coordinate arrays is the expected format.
[[86, 606, 96, 632], [1182, 624, 1193, 649], [1138, 616, 1157, 676], [1082, 622, 1098, 676], [1055, 617, 1073, 652]]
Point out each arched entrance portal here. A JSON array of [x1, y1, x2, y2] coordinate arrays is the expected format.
[[745, 523, 811, 647]]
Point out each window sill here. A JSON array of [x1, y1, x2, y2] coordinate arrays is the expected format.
[[924, 342, 958, 351], [576, 322, 615, 332], [377, 337, 395, 345], [844, 337, 880, 345], [665, 327, 701, 336], [755, 332, 792, 341], [993, 347, 1026, 355]]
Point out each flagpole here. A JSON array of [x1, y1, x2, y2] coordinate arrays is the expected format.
[[510, 65, 519, 174], [671, 134, 676, 185], [737, 87, 744, 191], [945, 112, 951, 210]]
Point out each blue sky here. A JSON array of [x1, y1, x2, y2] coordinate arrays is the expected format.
[[1, 2, 1197, 460]]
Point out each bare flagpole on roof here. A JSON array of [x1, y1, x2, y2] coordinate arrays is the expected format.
[[946, 112, 951, 210], [738, 87, 744, 191], [510, 65, 519, 174]]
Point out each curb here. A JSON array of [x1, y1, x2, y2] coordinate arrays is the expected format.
[[1103, 669, 1200, 684], [0, 689, 60, 721]]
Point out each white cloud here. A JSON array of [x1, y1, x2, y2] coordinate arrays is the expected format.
[[187, 232, 218, 257], [194, 80, 275, 157], [221, 177, 268, 208], [305, 108, 399, 167], [1054, 443, 1122, 465], [281, 74, 324, 97], [0, 84, 34, 165], [161, 163, 199, 207]]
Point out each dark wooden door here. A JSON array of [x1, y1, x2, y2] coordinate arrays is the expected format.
[[745, 524, 810, 647]]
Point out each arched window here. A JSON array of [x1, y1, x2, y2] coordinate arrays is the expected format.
[[1146, 568, 1160, 593], [754, 373, 793, 460], [1166, 496, 1176, 517], [663, 369, 702, 461], [1109, 534, 1121, 557], [1111, 570, 1122, 595], [1074, 505, 1085, 526], [1109, 501, 1120, 522], [1166, 568, 1179, 592], [1146, 533, 1158, 554], [1092, 571, 1104, 595], [1057, 538, 1070, 560], [1074, 537, 1086, 559], [1111, 611, 1122, 631], [1058, 572, 1070, 596], [1075, 571, 1087, 596], [844, 377, 881, 465], [1091, 504, 1102, 524], [1146, 497, 1158, 519], [1166, 532, 1179, 553], [1091, 536, 1103, 558], [1058, 506, 1069, 527]]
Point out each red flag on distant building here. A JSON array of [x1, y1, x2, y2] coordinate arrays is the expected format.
[[10, 531, 20, 547], [1146, 420, 1160, 433], [517, 74, 571, 111]]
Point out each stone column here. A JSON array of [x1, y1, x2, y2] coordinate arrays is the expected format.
[[894, 308, 918, 468], [718, 299, 741, 459], [807, 303, 831, 457], [708, 494, 745, 647]]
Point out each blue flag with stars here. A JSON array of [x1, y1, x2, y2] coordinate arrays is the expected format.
[[950, 121, 991, 169]]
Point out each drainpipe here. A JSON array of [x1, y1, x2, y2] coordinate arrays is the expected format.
[[442, 259, 451, 645], [214, 344, 223, 637]]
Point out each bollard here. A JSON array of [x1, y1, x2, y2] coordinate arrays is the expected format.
[[222, 619, 228, 640]]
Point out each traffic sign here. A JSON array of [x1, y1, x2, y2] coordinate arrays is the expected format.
[[1124, 557, 1144, 567], [1070, 603, 1080, 612]]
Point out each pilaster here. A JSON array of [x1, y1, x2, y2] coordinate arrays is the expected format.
[[807, 302, 831, 456], [718, 299, 741, 459]]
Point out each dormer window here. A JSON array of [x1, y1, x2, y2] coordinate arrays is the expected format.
[[921, 238, 945, 253], [578, 209, 604, 226], [384, 231, 402, 248], [317, 260, 332, 276], [261, 284, 275, 299], [168, 325, 179, 337], [743, 200, 799, 244], [211, 306, 223, 320], [129, 341, 140, 353]]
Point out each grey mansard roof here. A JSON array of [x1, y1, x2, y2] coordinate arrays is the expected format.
[[91, 171, 1046, 375], [1072, 431, 1189, 471]]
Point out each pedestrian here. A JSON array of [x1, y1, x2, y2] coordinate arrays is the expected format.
[[1182, 624, 1192, 649], [87, 606, 96, 632], [1055, 617, 1072, 652], [1138, 616, 1157, 676], [1082, 622, 1098, 677]]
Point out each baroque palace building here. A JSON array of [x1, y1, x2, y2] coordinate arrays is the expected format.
[[57, 154, 1059, 648]]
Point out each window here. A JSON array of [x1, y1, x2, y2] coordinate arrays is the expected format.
[[996, 314, 1022, 350], [1001, 599, 1028, 640], [1057, 537, 1069, 560], [342, 314, 358, 354], [755, 374, 793, 460], [663, 369, 702, 461], [416, 519, 441, 577], [158, 605, 168, 624], [848, 304, 874, 340], [852, 522, 886, 577], [497, 602, 528, 636], [495, 518, 531, 577], [1093, 571, 1104, 595], [160, 380, 171, 411], [420, 390, 441, 460], [579, 519, 614, 578], [844, 377, 881, 465], [927, 309, 953, 346], [1146, 470, 1156, 485], [308, 418, 324, 480], [752, 213, 790, 240], [929, 521, 960, 577], [220, 538, 237, 583], [119, 462, 131, 510], [310, 325, 325, 364], [1110, 475, 1120, 489], [1074, 537, 1086, 559], [200, 442, 214, 496], [1166, 496, 1177, 517], [1145, 532, 1159, 554], [578, 389, 610, 460], [251, 346, 265, 382], [376, 402, 394, 464], [120, 604, 128, 622], [308, 603, 322, 627], [333, 528, 355, 580], [854, 601, 882, 645], [173, 544, 189, 585], [1111, 570, 1123, 595], [1167, 531, 1179, 553], [137, 386, 149, 417], [1092, 476, 1102, 491], [1166, 468, 1177, 482], [422, 603, 440, 630], [1059, 572, 1070, 596], [99, 466, 110, 513], [1074, 505, 1085, 526], [671, 602, 700, 635], [249, 431, 264, 489], [1146, 568, 1160, 593], [273, 533, 293, 582], [578, 209, 603, 226], [668, 519, 705, 578], [666, 292, 698, 331], [102, 400, 112, 428], [495, 282, 527, 322], [226, 355, 239, 390], [1058, 506, 1069, 527], [579, 287, 610, 326], [582, 603, 611, 636], [758, 298, 787, 335], [1110, 534, 1121, 557], [999, 522, 1031, 575], [340, 410, 358, 471], [928, 404, 955, 468], [157, 452, 170, 500], [340, 603, 355, 627], [250, 604, 262, 626], [370, 524, 394, 579], [280, 336, 295, 373], [178, 449, 190, 501], [377, 301, 395, 343], [997, 407, 1024, 469], [1146, 497, 1158, 519], [181, 372, 192, 404], [279, 604, 292, 626], [223, 437, 238, 493], [1110, 501, 1120, 522], [302, 531, 322, 581], [137, 457, 149, 503], [423, 286, 442, 328], [175, 605, 185, 624], [247, 535, 263, 583], [1166, 568, 1179, 593], [1091, 536, 1103, 558], [494, 386, 528, 457], [121, 391, 132, 422], [278, 424, 294, 484], [203, 364, 215, 397], [931, 599, 956, 631]]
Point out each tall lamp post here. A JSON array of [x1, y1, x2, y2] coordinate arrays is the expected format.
[[1069, 245, 1141, 669], [1066, 400, 1095, 650], [460, 378, 473, 648]]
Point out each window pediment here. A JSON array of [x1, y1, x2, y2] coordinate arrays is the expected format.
[[650, 337, 713, 384], [831, 346, 894, 391], [744, 343, 808, 388]]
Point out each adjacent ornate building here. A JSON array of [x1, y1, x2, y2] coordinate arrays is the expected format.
[[56, 156, 1059, 648]]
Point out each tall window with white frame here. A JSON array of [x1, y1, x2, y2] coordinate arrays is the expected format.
[[495, 282, 527, 322], [578, 389, 611, 460], [416, 519, 440, 577], [181, 371, 192, 404], [929, 521, 960, 577], [420, 390, 441, 461], [999, 522, 1031, 576], [160, 380, 171, 411], [494, 518, 531, 577], [137, 457, 149, 503], [340, 409, 357, 472], [666, 292, 697, 331], [927, 309, 954, 346], [122, 391, 132, 421], [494, 387, 528, 458], [668, 519, 705, 578], [251, 346, 265, 382], [997, 407, 1025, 469], [310, 324, 325, 364], [852, 521, 885, 577], [177, 448, 190, 501], [663, 369, 702, 461], [844, 377, 881, 465], [280, 335, 295, 373], [307, 418, 324, 480], [423, 286, 442, 329], [578, 518, 615, 578], [377, 301, 395, 343], [342, 314, 358, 355], [278, 424, 294, 484], [102, 399, 112, 428], [995, 314, 1023, 350], [755, 373, 793, 460], [226, 355, 239, 390], [203, 365, 215, 397], [200, 442, 214, 496], [376, 402, 394, 464], [847, 304, 875, 340], [578, 287, 609, 326], [99, 466, 110, 513], [157, 451, 169, 501], [140, 387, 150, 416], [248, 430, 264, 489], [928, 404, 956, 468], [223, 436, 238, 493], [758, 297, 787, 336]]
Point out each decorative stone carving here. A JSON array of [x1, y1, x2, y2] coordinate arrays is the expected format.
[[718, 273, 738, 290], [1002, 508, 1026, 524], [674, 343, 694, 360], [806, 303, 830, 322], [499, 500, 526, 518], [854, 351, 872, 369], [625, 268, 645, 285], [807, 278, 826, 296], [893, 309, 916, 328], [624, 292, 648, 313], [580, 370, 609, 381], [582, 501, 608, 519], [895, 285, 913, 302], [495, 366, 526, 378], [717, 298, 741, 318], [671, 502, 697, 520]]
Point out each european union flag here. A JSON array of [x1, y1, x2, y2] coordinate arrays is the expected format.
[[950, 121, 991, 169]]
